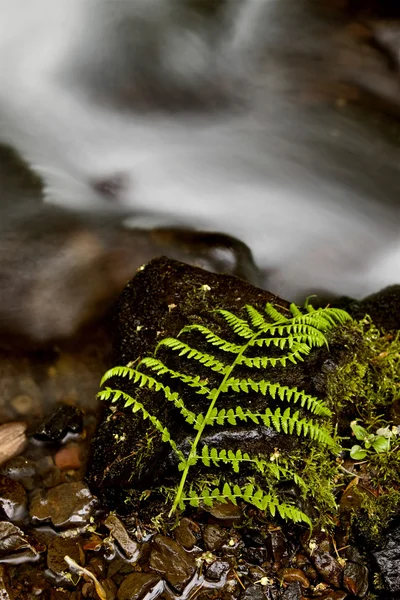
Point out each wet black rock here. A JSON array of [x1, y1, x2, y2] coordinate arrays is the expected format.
[[373, 523, 400, 594], [205, 559, 230, 582], [34, 405, 84, 443], [0, 475, 27, 521], [29, 482, 97, 528], [149, 534, 196, 592], [337, 285, 400, 330], [343, 559, 368, 597]]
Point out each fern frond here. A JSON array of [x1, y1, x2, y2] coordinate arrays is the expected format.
[[206, 405, 335, 447], [99, 367, 198, 425], [180, 324, 242, 353], [215, 310, 255, 338], [139, 357, 210, 395], [264, 303, 289, 324], [225, 377, 332, 417], [238, 341, 311, 368], [181, 482, 311, 527], [156, 338, 228, 374], [246, 305, 267, 328]]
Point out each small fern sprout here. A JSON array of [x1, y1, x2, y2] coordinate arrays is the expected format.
[[98, 301, 351, 526]]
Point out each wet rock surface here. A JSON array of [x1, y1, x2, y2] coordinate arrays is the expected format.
[[373, 523, 400, 594], [149, 534, 196, 592], [116, 572, 161, 600], [30, 482, 97, 528]]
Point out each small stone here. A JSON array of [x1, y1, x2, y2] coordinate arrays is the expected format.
[[174, 518, 200, 550], [0, 475, 27, 521], [149, 534, 196, 592], [34, 405, 83, 443], [203, 524, 227, 552], [0, 423, 27, 466], [47, 536, 84, 579], [0, 565, 14, 600], [278, 567, 310, 588], [343, 560, 368, 597], [30, 482, 97, 528], [117, 572, 161, 600], [55, 444, 82, 470], [205, 560, 230, 582], [104, 515, 139, 562]]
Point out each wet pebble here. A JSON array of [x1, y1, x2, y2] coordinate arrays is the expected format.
[[0, 565, 13, 600], [34, 405, 83, 443], [104, 515, 139, 562], [203, 524, 227, 552], [149, 534, 196, 592], [0, 475, 27, 521], [205, 559, 230, 582], [117, 572, 161, 600], [30, 482, 97, 528], [0, 423, 27, 466], [174, 517, 200, 550], [343, 560, 368, 597], [0, 521, 43, 563]]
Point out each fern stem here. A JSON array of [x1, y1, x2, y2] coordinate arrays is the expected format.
[[170, 330, 261, 516]]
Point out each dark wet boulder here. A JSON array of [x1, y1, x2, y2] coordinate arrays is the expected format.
[[88, 257, 355, 522], [337, 285, 400, 331]]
